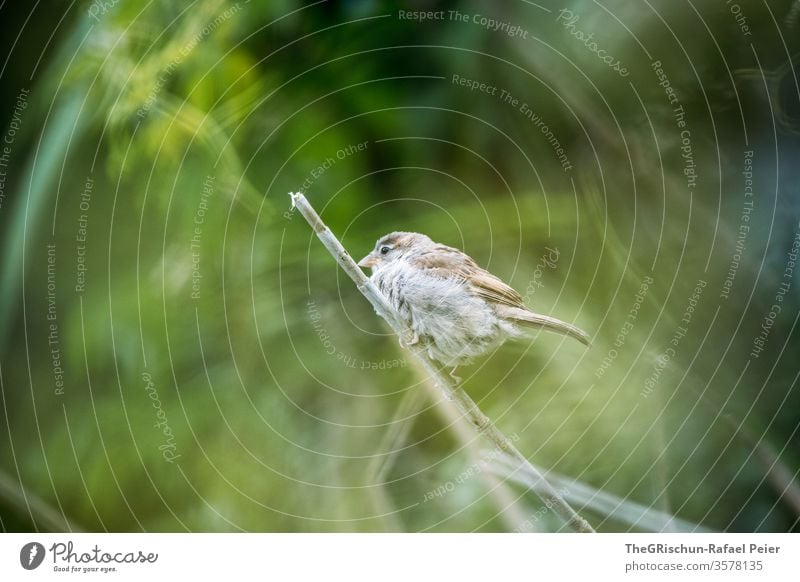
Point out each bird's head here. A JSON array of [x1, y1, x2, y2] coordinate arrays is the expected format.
[[358, 231, 432, 270]]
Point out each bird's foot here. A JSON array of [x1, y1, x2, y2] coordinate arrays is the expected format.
[[399, 332, 419, 349], [449, 367, 462, 384]]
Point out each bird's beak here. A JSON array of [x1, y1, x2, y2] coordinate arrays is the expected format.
[[358, 253, 378, 269]]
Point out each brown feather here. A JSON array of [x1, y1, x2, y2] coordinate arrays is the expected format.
[[410, 244, 526, 308], [408, 243, 590, 345], [497, 305, 591, 346]]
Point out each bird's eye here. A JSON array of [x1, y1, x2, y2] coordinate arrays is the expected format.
[[379, 245, 391, 255]]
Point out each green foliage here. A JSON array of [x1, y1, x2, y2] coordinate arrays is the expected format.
[[1, 0, 798, 532]]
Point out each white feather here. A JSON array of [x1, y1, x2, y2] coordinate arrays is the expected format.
[[372, 259, 520, 367]]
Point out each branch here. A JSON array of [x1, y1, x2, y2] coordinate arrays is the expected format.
[[290, 192, 595, 533], [365, 387, 426, 531], [367, 371, 535, 532], [722, 414, 800, 518], [490, 452, 711, 532]]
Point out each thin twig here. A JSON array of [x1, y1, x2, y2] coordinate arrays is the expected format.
[[290, 192, 595, 533], [365, 388, 426, 532], [0, 469, 81, 532], [721, 414, 800, 518], [367, 389, 428, 487], [491, 452, 710, 533], [370, 361, 535, 532], [422, 375, 539, 531]]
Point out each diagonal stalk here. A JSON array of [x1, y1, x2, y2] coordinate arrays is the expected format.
[[290, 192, 594, 533]]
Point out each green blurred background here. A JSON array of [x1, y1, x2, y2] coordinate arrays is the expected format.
[[1, 0, 799, 532]]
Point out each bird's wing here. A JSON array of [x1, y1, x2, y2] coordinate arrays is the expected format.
[[410, 245, 526, 308]]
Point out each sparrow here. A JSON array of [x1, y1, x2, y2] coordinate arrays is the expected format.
[[358, 232, 590, 380]]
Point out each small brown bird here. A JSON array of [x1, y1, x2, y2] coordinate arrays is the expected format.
[[358, 232, 590, 380]]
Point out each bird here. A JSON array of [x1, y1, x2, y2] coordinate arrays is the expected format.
[[357, 231, 590, 381]]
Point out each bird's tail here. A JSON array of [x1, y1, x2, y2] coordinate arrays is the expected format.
[[498, 306, 591, 346]]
